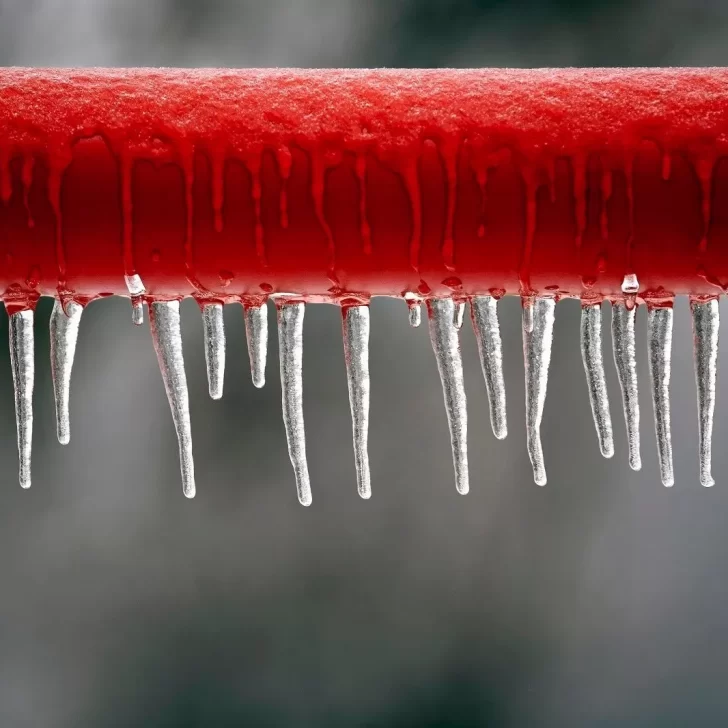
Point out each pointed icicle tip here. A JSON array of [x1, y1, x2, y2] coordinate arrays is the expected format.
[[647, 306, 675, 487], [580, 303, 614, 458], [428, 298, 469, 495], [278, 302, 312, 506], [149, 301, 196, 498], [245, 303, 268, 389], [9, 310, 34, 489], [612, 301, 642, 471], [692, 299, 719, 488], [470, 295, 507, 440], [50, 300, 83, 445], [343, 305, 371, 500], [523, 297, 555, 486], [201, 303, 226, 400]]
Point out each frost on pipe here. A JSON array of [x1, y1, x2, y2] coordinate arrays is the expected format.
[[1, 67, 727, 497]]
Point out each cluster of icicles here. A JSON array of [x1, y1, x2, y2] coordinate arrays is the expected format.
[[4, 269, 718, 502]]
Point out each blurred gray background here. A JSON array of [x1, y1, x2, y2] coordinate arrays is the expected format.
[[2, 0, 728, 725]]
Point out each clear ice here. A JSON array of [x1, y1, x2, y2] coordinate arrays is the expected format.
[[9, 310, 34, 489], [648, 306, 675, 487], [245, 304, 268, 389], [50, 300, 83, 445], [428, 298, 469, 495], [202, 303, 226, 400], [523, 297, 555, 486], [125, 274, 146, 325], [470, 295, 507, 440], [149, 301, 196, 498], [342, 305, 371, 499], [612, 301, 642, 471], [692, 299, 719, 487], [580, 303, 614, 458], [278, 302, 312, 506]]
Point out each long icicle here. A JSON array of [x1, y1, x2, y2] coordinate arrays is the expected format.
[[523, 296, 555, 485], [612, 301, 642, 471], [201, 302, 225, 400], [580, 302, 614, 458], [278, 302, 312, 506], [149, 301, 196, 498], [428, 298, 469, 495], [470, 295, 507, 440], [9, 310, 34, 489], [342, 305, 371, 499], [647, 306, 674, 487], [245, 303, 268, 389], [691, 299, 719, 487], [50, 299, 83, 445]]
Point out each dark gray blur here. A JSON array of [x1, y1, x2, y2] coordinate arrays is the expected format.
[[2, 1, 728, 725]]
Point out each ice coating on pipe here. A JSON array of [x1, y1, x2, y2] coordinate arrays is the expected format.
[[1, 69, 728, 302]]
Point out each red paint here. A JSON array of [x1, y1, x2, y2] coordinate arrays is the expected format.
[[2, 68, 728, 310]]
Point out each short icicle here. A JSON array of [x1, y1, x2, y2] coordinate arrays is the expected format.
[[612, 301, 642, 471], [428, 298, 469, 495], [691, 299, 719, 487], [278, 303, 312, 506], [149, 301, 196, 498], [454, 302, 466, 330], [125, 274, 146, 325], [201, 303, 225, 400], [245, 303, 268, 388], [50, 299, 83, 445], [580, 302, 614, 458], [523, 297, 556, 485], [342, 305, 371, 499], [409, 303, 422, 328], [9, 310, 34, 488], [470, 295, 507, 440], [647, 306, 675, 487]]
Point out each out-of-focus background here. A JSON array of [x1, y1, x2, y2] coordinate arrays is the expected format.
[[1, 1, 728, 725]]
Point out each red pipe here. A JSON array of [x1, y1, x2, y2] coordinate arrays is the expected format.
[[1, 68, 728, 311]]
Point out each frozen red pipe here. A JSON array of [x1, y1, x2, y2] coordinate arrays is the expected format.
[[0, 68, 725, 499]]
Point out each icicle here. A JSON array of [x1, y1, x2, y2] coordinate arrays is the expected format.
[[201, 303, 225, 400], [523, 297, 555, 485], [647, 306, 674, 487], [580, 303, 614, 458], [342, 305, 371, 499], [470, 295, 507, 440], [245, 303, 268, 388], [692, 299, 719, 487], [612, 302, 641, 471], [454, 302, 466, 330], [278, 303, 311, 506], [125, 274, 146, 325], [404, 293, 421, 328], [9, 310, 34, 488], [50, 299, 83, 445], [149, 301, 195, 498], [131, 299, 144, 326], [522, 296, 534, 334], [428, 299, 469, 495]]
